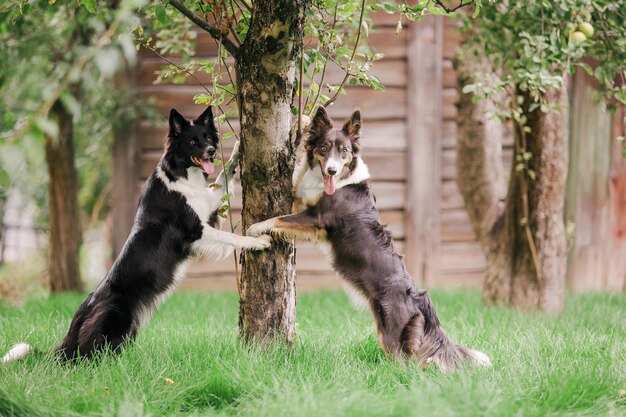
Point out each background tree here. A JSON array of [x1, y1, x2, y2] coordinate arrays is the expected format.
[[0, 0, 140, 292], [456, 0, 626, 313]]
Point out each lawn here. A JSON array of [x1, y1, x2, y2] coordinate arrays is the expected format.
[[0, 289, 624, 417]]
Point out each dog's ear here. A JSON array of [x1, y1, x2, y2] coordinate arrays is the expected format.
[[309, 106, 333, 135], [342, 110, 361, 139], [193, 106, 216, 131], [169, 108, 189, 137]]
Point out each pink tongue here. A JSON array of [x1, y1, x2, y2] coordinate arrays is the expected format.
[[324, 174, 336, 195], [200, 160, 214, 175]]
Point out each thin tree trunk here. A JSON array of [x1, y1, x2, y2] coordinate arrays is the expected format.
[[505, 87, 568, 313], [456, 59, 568, 313], [236, 1, 307, 344], [45, 100, 83, 292]]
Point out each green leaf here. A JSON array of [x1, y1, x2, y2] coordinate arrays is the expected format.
[[155, 5, 169, 24], [382, 2, 396, 14], [82, 0, 97, 14], [0, 169, 10, 191]]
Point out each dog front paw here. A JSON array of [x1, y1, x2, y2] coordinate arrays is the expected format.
[[247, 220, 274, 237], [245, 234, 272, 251]]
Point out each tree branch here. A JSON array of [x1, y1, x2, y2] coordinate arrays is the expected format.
[[433, 0, 474, 14], [325, 0, 366, 107], [168, 0, 239, 57]]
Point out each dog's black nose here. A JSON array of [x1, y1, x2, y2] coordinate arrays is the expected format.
[[207, 146, 216, 157], [327, 167, 337, 176]]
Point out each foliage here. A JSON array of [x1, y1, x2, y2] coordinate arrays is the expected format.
[[134, 0, 466, 125], [0, 0, 142, 226], [460, 0, 626, 108], [1, 289, 624, 416]]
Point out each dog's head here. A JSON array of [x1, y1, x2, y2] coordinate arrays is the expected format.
[[305, 106, 361, 196], [165, 106, 219, 175]]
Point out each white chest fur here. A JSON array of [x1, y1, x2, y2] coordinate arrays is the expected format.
[[156, 166, 215, 221]]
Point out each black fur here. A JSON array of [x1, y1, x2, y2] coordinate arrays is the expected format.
[[54, 106, 221, 360]]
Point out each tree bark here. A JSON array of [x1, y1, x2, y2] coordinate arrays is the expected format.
[[456, 61, 568, 313], [45, 100, 83, 293], [236, 1, 307, 344]]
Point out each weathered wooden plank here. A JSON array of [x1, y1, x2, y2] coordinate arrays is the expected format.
[[440, 208, 476, 242], [138, 85, 406, 120], [111, 70, 139, 258], [442, 120, 457, 149], [442, 22, 461, 59], [441, 180, 465, 210], [442, 148, 514, 181], [439, 241, 486, 272], [405, 15, 443, 286], [435, 271, 483, 289], [442, 87, 458, 120], [566, 72, 626, 292], [442, 58, 457, 89]]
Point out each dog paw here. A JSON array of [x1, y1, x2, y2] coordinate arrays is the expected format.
[[247, 220, 273, 237], [246, 234, 272, 250]]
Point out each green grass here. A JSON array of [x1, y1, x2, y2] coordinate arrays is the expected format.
[[1, 289, 624, 417]]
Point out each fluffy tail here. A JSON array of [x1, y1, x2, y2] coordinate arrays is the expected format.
[[414, 292, 492, 372], [2, 343, 35, 364], [427, 341, 492, 372]]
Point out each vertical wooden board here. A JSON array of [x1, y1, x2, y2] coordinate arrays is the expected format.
[[607, 106, 626, 291], [111, 70, 139, 259], [565, 71, 623, 291], [405, 16, 443, 285]]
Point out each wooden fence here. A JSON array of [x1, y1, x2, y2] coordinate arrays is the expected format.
[[111, 14, 625, 292]]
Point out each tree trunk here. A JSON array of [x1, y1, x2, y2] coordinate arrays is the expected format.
[[45, 100, 83, 292], [456, 61, 568, 313], [236, 1, 306, 344]]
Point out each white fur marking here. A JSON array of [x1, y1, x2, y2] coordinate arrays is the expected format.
[[156, 166, 218, 222], [469, 349, 492, 367], [323, 157, 342, 175], [2, 343, 33, 364]]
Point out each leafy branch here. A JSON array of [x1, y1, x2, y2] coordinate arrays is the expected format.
[[325, 0, 367, 107]]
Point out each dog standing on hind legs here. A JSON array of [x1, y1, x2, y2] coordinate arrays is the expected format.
[[2, 106, 271, 364], [248, 106, 491, 371]]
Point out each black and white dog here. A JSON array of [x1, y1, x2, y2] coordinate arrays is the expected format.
[[2, 106, 270, 363], [248, 107, 491, 371]]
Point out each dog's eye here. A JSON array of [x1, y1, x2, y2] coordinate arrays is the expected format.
[[190, 139, 196, 146]]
